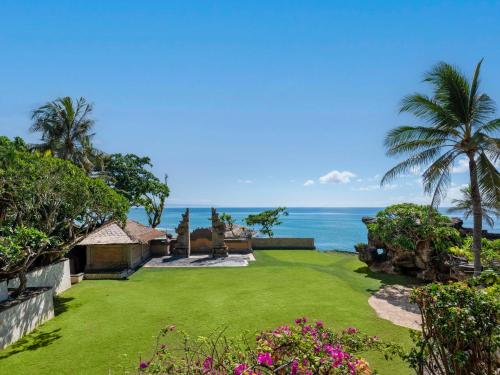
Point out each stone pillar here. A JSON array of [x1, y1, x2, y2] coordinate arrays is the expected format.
[[211, 208, 228, 258], [173, 208, 190, 257]]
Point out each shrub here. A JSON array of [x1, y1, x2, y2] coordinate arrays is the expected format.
[[137, 318, 402, 374], [449, 236, 500, 269], [406, 281, 499, 374], [368, 203, 461, 252], [0, 226, 56, 297]]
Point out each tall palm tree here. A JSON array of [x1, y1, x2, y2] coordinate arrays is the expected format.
[[382, 60, 500, 275], [30, 97, 100, 173], [448, 185, 499, 228]]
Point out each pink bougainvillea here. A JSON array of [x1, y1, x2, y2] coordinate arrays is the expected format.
[[137, 318, 401, 374]]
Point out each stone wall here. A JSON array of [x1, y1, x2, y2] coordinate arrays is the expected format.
[[7, 259, 71, 295], [150, 239, 170, 256], [0, 288, 54, 349], [226, 239, 252, 252], [0, 281, 8, 302], [86, 244, 128, 271], [251, 238, 315, 250]]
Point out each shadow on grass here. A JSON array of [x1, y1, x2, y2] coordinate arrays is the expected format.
[[0, 296, 74, 359], [354, 266, 422, 293], [0, 328, 62, 359], [54, 295, 74, 316]]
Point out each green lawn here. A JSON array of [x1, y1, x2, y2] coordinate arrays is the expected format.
[[0, 251, 414, 374]]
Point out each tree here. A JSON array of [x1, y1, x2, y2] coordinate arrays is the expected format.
[[220, 213, 236, 236], [245, 207, 288, 237], [30, 96, 101, 173], [382, 60, 500, 275], [105, 153, 169, 228], [0, 226, 55, 297], [448, 186, 499, 228], [0, 137, 128, 242], [141, 176, 169, 228]]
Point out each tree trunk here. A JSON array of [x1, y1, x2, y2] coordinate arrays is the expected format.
[[468, 156, 483, 276], [11, 271, 27, 298]]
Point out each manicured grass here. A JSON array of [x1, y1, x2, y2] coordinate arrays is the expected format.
[[0, 251, 413, 374]]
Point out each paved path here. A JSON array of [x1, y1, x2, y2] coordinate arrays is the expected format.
[[368, 285, 422, 330], [143, 254, 255, 268]]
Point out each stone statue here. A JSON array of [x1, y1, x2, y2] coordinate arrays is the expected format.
[[173, 208, 190, 257], [211, 208, 228, 258]]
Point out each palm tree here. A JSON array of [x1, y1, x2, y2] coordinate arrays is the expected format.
[[30, 97, 100, 173], [382, 59, 500, 275], [448, 185, 499, 228]]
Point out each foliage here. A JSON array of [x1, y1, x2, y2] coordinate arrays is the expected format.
[[245, 207, 289, 238], [141, 176, 169, 228], [137, 318, 402, 374], [448, 185, 499, 228], [406, 281, 499, 375], [0, 226, 55, 296], [382, 59, 500, 275], [367, 203, 461, 253], [104, 153, 169, 227], [220, 212, 236, 233], [0, 136, 128, 244], [30, 96, 104, 173], [448, 236, 500, 268]]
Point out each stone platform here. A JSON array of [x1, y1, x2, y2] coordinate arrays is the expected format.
[[143, 254, 255, 268]]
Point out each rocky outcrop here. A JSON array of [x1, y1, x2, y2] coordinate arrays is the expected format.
[[355, 216, 468, 281]]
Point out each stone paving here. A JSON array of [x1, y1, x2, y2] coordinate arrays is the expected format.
[[143, 254, 255, 268]]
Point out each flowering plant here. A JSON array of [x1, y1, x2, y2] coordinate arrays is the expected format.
[[137, 318, 401, 374]]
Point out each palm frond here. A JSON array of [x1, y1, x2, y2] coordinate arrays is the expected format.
[[476, 152, 500, 207], [422, 151, 456, 206], [381, 147, 443, 185]]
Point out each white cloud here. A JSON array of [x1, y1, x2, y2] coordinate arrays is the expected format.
[[237, 179, 254, 184], [452, 158, 468, 173], [303, 179, 315, 186], [319, 170, 356, 184]]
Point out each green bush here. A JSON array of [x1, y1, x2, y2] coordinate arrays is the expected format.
[[449, 236, 500, 268], [368, 203, 461, 252], [406, 281, 499, 374]]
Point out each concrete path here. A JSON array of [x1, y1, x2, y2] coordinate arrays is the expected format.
[[368, 284, 422, 330], [143, 254, 256, 268]]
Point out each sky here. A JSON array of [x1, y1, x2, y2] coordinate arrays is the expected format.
[[1, 1, 499, 207]]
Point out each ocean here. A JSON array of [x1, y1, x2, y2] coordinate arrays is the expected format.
[[128, 207, 499, 251]]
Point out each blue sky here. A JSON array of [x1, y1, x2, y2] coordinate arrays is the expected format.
[[1, 1, 499, 207]]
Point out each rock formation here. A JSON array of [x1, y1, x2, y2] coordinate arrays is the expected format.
[[355, 216, 465, 281]]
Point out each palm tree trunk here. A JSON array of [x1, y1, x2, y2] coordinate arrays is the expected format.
[[468, 155, 483, 276]]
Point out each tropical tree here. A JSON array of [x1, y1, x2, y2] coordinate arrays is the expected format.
[[104, 153, 169, 228], [30, 96, 101, 172], [245, 207, 288, 237], [382, 60, 500, 275], [448, 185, 499, 228]]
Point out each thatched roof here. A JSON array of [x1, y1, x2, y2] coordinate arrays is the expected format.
[[79, 220, 165, 246]]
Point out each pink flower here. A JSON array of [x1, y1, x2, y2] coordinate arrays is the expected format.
[[294, 317, 308, 325], [344, 327, 358, 334], [234, 363, 248, 375], [315, 320, 324, 328], [290, 359, 299, 375], [139, 361, 149, 369], [257, 352, 273, 366], [203, 356, 213, 373]]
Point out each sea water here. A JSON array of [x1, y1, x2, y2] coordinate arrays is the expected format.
[[127, 207, 499, 251]]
